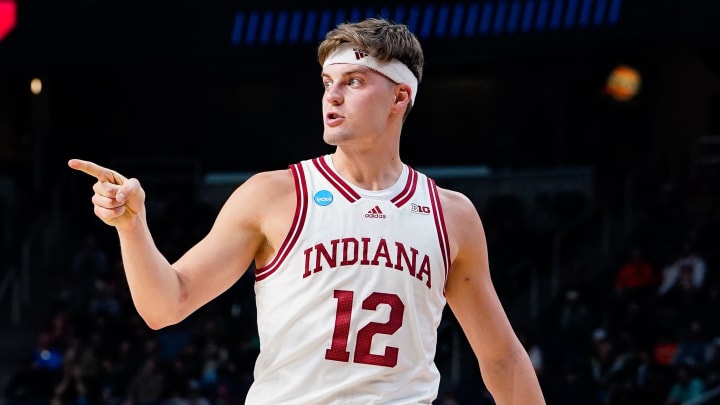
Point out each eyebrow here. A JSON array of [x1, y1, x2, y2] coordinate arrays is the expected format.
[[321, 66, 376, 79]]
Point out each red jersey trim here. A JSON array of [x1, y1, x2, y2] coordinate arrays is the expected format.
[[314, 155, 418, 206], [390, 166, 418, 208], [428, 178, 450, 295], [312, 156, 361, 203], [255, 164, 309, 282]]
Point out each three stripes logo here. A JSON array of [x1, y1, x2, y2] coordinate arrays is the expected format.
[[353, 48, 370, 61], [365, 205, 386, 219]]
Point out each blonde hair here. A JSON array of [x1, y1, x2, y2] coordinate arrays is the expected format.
[[318, 18, 424, 84]]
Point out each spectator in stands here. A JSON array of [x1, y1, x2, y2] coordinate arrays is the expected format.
[[614, 245, 657, 301], [50, 362, 89, 405], [664, 362, 705, 405], [606, 368, 644, 405], [672, 319, 712, 369], [658, 241, 707, 297], [51, 336, 100, 404], [653, 332, 680, 370], [557, 289, 595, 359], [702, 337, 720, 391], [125, 357, 165, 404], [587, 328, 633, 403]]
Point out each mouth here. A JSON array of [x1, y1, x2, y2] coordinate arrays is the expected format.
[[325, 112, 345, 127]]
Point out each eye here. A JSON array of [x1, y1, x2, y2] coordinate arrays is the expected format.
[[348, 78, 362, 87], [322, 79, 333, 89]]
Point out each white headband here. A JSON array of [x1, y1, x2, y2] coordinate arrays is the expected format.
[[323, 44, 418, 104]]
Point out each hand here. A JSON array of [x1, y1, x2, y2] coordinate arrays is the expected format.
[[68, 159, 146, 230]]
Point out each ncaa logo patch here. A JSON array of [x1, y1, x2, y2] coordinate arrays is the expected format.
[[313, 190, 334, 206]]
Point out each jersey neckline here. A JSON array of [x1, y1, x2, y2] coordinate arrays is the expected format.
[[323, 154, 409, 200]]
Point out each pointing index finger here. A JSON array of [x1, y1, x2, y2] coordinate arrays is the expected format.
[[68, 159, 127, 185]]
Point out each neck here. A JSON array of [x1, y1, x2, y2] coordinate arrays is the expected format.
[[330, 149, 404, 191]]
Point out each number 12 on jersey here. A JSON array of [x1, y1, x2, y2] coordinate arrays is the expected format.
[[325, 290, 405, 368]]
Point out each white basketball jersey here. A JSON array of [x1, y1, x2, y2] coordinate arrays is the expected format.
[[245, 155, 451, 404]]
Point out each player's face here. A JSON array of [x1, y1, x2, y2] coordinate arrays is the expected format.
[[321, 64, 397, 146]]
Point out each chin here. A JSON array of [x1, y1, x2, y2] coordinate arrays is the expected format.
[[323, 132, 347, 146]]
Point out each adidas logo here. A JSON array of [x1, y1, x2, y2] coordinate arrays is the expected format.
[[353, 48, 370, 60], [364, 205, 386, 219]]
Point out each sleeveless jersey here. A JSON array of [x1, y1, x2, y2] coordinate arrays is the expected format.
[[245, 155, 451, 404]]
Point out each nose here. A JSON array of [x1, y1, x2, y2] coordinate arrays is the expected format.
[[324, 83, 343, 105]]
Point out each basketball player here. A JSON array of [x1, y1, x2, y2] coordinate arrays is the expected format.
[[68, 17, 545, 404]]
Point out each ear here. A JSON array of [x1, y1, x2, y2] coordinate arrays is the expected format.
[[392, 84, 412, 109]]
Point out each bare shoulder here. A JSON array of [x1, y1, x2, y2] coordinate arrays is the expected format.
[[217, 168, 298, 266], [436, 187, 479, 217], [435, 186, 486, 262], [211, 168, 295, 230], [237, 168, 296, 197], [220, 169, 295, 210], [436, 187, 484, 233]]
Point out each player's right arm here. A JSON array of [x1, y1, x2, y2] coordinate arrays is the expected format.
[[68, 159, 293, 329]]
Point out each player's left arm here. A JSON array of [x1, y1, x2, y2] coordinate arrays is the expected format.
[[440, 188, 546, 405]]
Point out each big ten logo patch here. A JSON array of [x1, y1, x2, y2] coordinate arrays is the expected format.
[[411, 203, 431, 215]]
